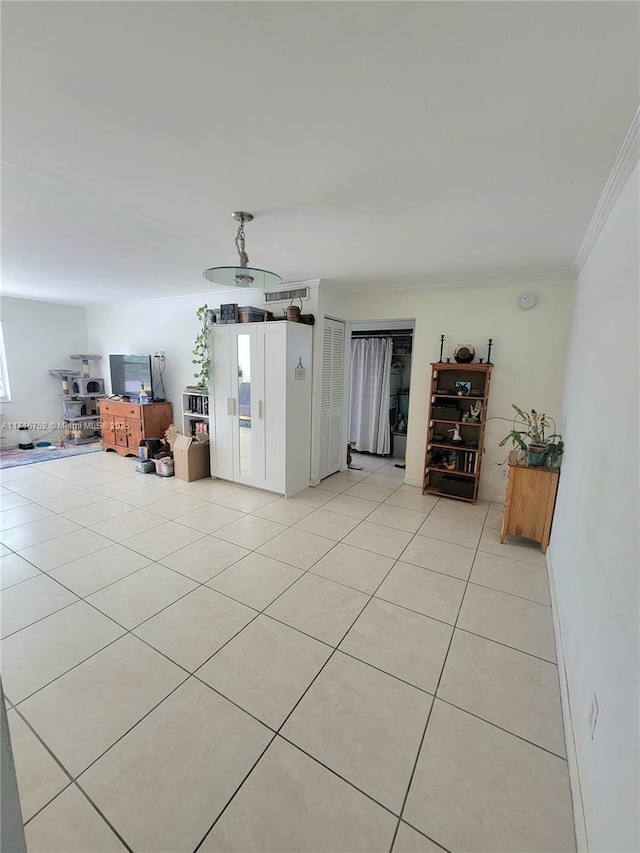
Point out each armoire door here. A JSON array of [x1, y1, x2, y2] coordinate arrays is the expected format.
[[231, 325, 264, 487], [319, 317, 345, 479], [210, 326, 234, 481], [259, 323, 285, 493], [211, 324, 267, 488]]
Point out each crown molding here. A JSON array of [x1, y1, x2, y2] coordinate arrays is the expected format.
[[347, 270, 574, 298], [572, 106, 640, 276]]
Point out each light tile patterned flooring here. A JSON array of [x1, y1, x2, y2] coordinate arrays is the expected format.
[[0, 450, 576, 852]]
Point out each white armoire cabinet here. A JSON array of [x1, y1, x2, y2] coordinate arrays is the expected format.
[[209, 321, 312, 497]]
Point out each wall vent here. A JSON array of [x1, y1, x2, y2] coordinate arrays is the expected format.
[[264, 286, 310, 303]]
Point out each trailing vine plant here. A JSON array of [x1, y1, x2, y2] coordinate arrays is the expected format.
[[192, 304, 211, 389]]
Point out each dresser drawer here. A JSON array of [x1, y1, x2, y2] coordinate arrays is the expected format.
[[100, 401, 141, 418]]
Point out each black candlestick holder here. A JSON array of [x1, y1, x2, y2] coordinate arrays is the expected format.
[[438, 334, 445, 362], [486, 338, 494, 365]]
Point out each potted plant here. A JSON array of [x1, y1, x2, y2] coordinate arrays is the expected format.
[[545, 438, 565, 469], [498, 405, 563, 467], [192, 304, 211, 390]]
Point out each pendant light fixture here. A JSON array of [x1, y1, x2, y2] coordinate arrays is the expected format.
[[203, 211, 282, 289]]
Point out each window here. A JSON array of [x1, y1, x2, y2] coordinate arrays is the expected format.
[[0, 323, 11, 402]]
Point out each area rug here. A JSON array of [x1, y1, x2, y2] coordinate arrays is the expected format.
[[0, 441, 102, 469]]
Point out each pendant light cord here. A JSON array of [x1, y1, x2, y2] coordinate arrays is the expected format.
[[235, 220, 249, 268]]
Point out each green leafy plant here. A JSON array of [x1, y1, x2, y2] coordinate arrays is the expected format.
[[545, 439, 565, 469], [192, 304, 211, 389], [498, 405, 564, 467]]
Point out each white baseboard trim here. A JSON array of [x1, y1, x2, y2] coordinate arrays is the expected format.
[[546, 548, 589, 852], [403, 476, 422, 488], [478, 489, 506, 504]]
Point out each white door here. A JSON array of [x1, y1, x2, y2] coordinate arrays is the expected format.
[[211, 324, 263, 486], [259, 323, 285, 493], [319, 318, 345, 479], [210, 326, 234, 480]]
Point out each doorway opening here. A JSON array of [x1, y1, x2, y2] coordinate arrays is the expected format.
[[349, 320, 415, 465]]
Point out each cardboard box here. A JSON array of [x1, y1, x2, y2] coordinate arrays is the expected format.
[[165, 424, 179, 451], [173, 434, 210, 482]]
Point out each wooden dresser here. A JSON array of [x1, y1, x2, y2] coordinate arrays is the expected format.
[[501, 460, 560, 554], [98, 399, 173, 457]]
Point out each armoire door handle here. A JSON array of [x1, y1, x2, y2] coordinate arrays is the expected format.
[[227, 397, 234, 416], [258, 400, 263, 419]]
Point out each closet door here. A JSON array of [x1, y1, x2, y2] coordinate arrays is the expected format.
[[210, 326, 234, 480], [258, 323, 285, 493], [319, 318, 345, 479], [211, 324, 272, 489], [231, 325, 262, 487]]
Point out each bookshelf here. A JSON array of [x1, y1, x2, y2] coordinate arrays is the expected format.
[[422, 362, 492, 503], [182, 388, 209, 440]]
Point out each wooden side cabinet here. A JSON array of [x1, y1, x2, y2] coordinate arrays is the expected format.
[[501, 461, 560, 554], [98, 399, 173, 457]]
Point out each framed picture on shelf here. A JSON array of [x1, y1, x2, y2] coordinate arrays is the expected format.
[[455, 380, 471, 396]]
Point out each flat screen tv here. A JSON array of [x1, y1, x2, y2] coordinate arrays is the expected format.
[[109, 355, 153, 398]]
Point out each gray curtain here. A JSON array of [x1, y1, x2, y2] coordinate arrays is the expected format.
[[349, 337, 393, 454]]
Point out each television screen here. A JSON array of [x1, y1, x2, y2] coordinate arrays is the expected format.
[[109, 355, 153, 398]]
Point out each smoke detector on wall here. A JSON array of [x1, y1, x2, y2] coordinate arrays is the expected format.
[[518, 293, 537, 309]]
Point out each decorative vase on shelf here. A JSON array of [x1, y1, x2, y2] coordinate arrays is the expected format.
[[454, 344, 475, 364]]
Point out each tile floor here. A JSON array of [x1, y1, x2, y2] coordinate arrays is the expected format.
[[0, 450, 576, 853]]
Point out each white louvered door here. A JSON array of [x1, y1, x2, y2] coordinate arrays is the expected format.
[[319, 318, 345, 480]]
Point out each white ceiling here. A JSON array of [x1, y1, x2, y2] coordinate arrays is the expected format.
[[1, 1, 638, 305]]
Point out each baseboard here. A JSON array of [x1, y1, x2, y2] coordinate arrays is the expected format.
[[403, 476, 422, 488], [546, 548, 589, 852], [478, 489, 506, 504]]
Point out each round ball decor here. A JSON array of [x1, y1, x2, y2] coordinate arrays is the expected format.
[[454, 344, 475, 364]]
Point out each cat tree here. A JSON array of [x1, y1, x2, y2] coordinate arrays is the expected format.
[[49, 354, 105, 444]]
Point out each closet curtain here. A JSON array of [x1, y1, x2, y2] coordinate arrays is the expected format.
[[349, 337, 393, 454]]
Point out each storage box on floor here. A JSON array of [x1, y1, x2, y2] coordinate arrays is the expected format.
[[136, 438, 174, 476], [173, 435, 210, 482]]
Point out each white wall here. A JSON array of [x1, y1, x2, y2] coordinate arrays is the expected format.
[[85, 283, 338, 486], [0, 296, 88, 446], [85, 288, 269, 421], [347, 279, 575, 500], [550, 162, 639, 853]]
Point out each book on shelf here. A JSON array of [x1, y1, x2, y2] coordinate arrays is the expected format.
[[185, 395, 209, 415]]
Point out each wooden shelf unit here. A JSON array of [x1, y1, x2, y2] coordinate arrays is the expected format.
[[182, 390, 210, 440], [422, 362, 492, 504]]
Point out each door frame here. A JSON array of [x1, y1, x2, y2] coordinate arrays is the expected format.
[[345, 318, 416, 461]]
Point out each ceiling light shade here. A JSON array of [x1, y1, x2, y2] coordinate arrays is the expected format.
[[203, 212, 282, 288]]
